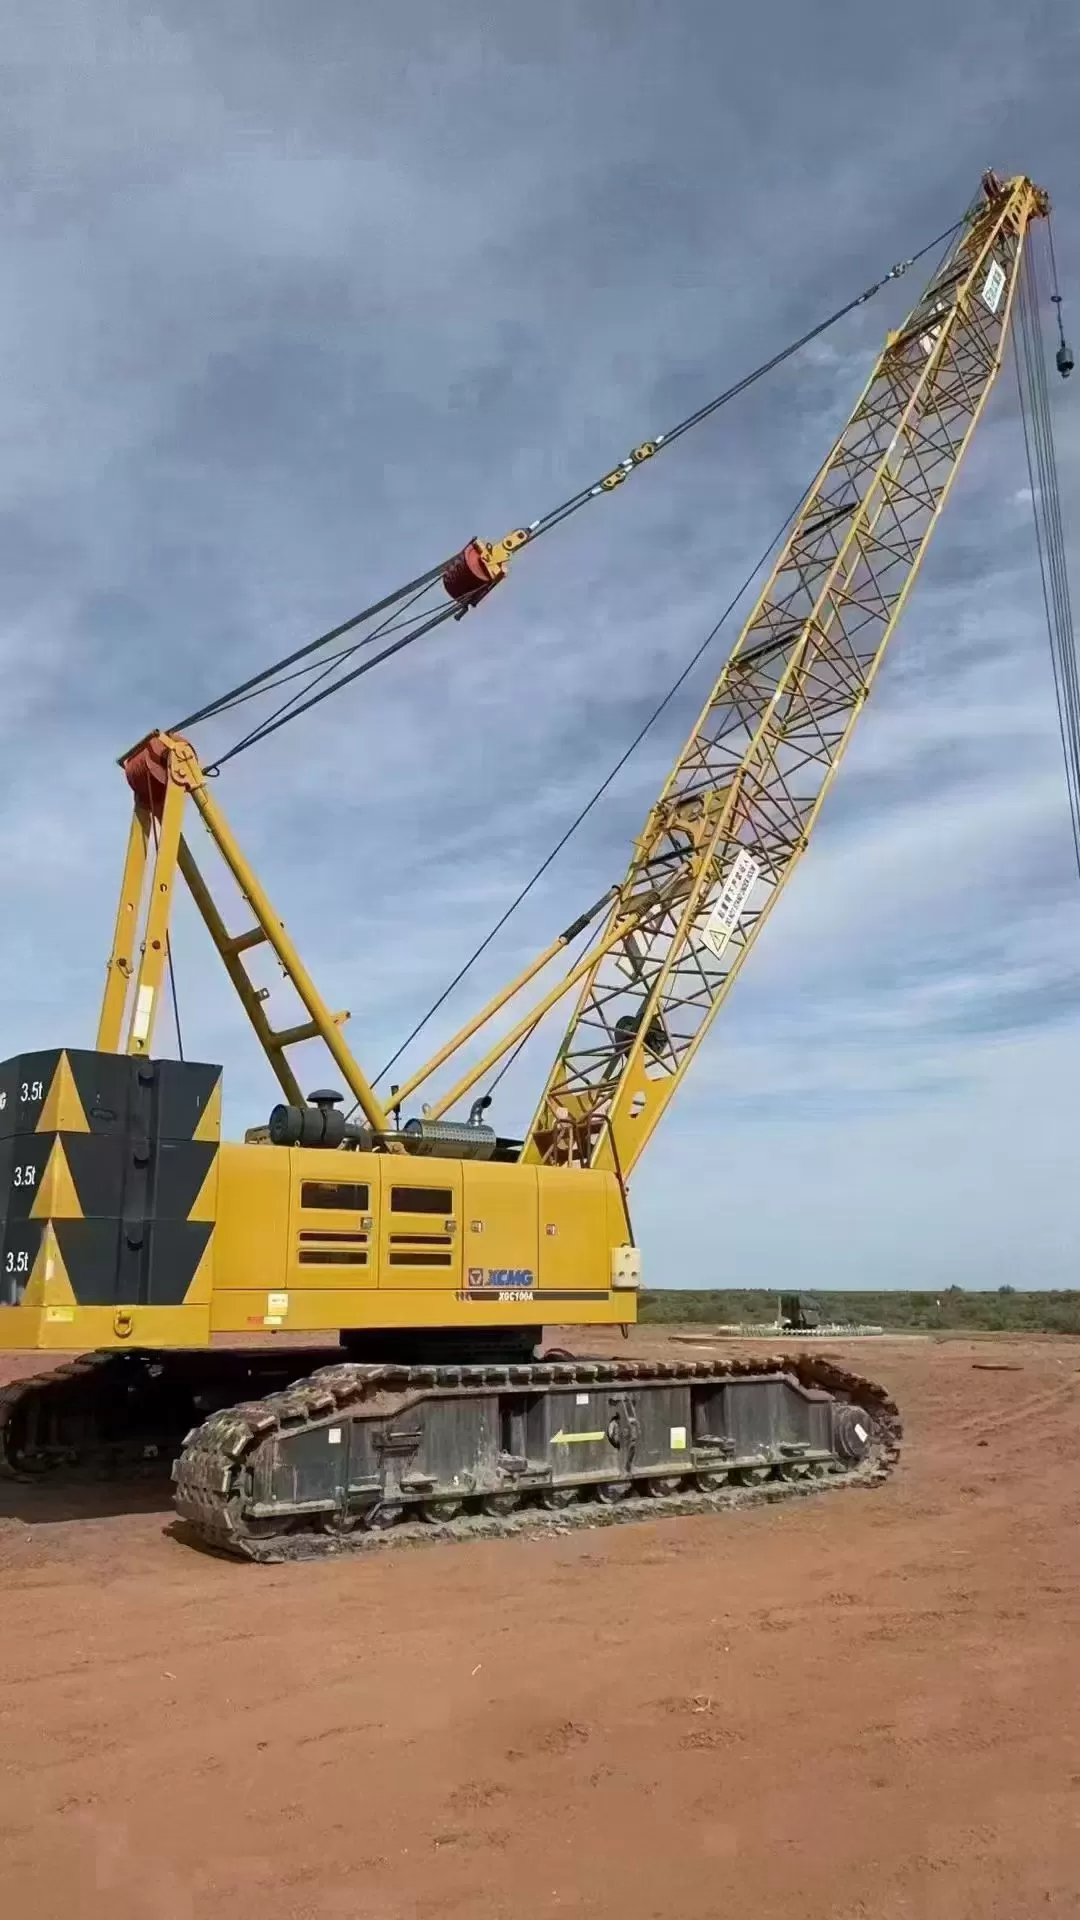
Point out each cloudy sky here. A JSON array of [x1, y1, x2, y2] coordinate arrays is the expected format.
[[2, 0, 1079, 1290]]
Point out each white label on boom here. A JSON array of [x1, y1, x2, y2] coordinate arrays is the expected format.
[[131, 985, 155, 1042], [981, 259, 1006, 315], [701, 850, 761, 960]]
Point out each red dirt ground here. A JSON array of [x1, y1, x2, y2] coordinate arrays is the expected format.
[[1, 1329, 1079, 1920]]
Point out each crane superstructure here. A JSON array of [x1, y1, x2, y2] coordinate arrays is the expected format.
[[0, 172, 1060, 1557]]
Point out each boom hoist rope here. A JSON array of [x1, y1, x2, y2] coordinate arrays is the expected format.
[[163, 210, 966, 1076], [108, 176, 1067, 1147], [173, 217, 964, 770], [1013, 218, 1079, 874], [369, 227, 982, 1092], [371, 196, 1076, 1109], [408, 214, 1079, 1109], [371, 487, 815, 1094]]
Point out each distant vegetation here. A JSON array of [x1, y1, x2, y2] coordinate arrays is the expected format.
[[638, 1286, 1080, 1335]]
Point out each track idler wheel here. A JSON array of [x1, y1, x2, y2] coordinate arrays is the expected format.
[[832, 1403, 873, 1464]]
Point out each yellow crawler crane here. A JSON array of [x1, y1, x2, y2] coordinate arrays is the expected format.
[[0, 173, 1055, 1556]]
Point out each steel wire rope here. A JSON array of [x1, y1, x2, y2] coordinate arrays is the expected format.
[[210, 604, 463, 770], [363, 212, 982, 1108], [368, 485, 815, 1102], [1014, 228, 1080, 878], [1024, 282, 1080, 851], [205, 581, 452, 770], [146, 808, 186, 1060], [166, 937, 185, 1061], [500, 218, 962, 551], [171, 559, 451, 734], [175, 213, 964, 765], [195, 585, 448, 728]]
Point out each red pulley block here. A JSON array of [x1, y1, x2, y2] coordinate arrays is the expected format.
[[442, 539, 503, 608], [122, 734, 171, 817]]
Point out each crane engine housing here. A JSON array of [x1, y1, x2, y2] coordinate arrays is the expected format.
[[0, 1046, 635, 1356]]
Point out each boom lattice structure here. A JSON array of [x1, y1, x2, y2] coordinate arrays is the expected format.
[[522, 173, 1048, 1174]]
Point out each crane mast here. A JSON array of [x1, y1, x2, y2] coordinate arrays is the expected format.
[[521, 171, 1048, 1175]]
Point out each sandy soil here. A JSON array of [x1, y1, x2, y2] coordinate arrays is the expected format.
[[1, 1329, 1079, 1920]]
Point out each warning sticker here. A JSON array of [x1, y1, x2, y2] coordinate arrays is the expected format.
[[981, 258, 1007, 315], [701, 851, 761, 960], [670, 1426, 688, 1451]]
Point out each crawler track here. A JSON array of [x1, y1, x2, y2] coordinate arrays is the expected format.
[[0, 1346, 343, 1482], [173, 1352, 902, 1562], [1, 1349, 901, 1561], [0, 1353, 109, 1477]]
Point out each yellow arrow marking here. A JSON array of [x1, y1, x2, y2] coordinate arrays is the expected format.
[[551, 1429, 608, 1446]]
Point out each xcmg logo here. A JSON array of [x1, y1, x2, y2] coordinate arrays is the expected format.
[[466, 1267, 535, 1289]]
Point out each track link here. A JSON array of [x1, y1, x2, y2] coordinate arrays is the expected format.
[[173, 1353, 902, 1563], [0, 1352, 114, 1477]]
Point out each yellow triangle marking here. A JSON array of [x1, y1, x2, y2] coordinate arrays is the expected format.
[[187, 1151, 220, 1223], [192, 1075, 222, 1144], [30, 1137, 83, 1220], [181, 1233, 215, 1306], [21, 1224, 77, 1309], [38, 1053, 90, 1134]]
